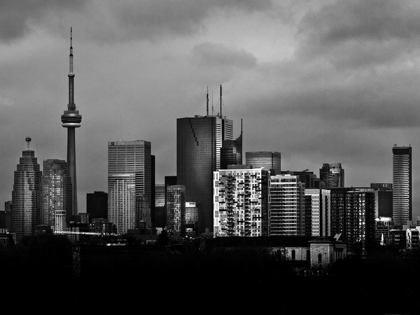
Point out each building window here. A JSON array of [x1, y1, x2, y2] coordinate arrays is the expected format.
[[306, 249, 310, 261], [291, 250, 295, 260], [318, 253, 322, 264]]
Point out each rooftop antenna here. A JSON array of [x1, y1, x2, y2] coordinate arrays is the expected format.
[[220, 84, 223, 118], [206, 86, 209, 116], [25, 137, 31, 150], [119, 115, 123, 141], [212, 90, 214, 116]]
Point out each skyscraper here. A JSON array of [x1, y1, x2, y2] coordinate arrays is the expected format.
[[319, 163, 344, 188], [329, 187, 376, 254], [12, 138, 42, 242], [108, 140, 151, 234], [41, 159, 72, 229], [177, 86, 237, 233], [61, 28, 81, 219], [392, 145, 412, 226], [246, 151, 281, 175]]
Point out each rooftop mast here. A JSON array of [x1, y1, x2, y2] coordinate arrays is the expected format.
[[220, 84, 222, 118], [206, 86, 209, 116]]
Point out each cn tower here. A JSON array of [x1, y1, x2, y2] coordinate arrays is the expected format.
[[61, 28, 81, 220]]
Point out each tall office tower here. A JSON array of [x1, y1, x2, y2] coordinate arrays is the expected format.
[[61, 28, 82, 219], [269, 174, 304, 236], [177, 86, 237, 234], [213, 166, 270, 237], [86, 191, 108, 221], [166, 185, 185, 235], [12, 138, 42, 242], [330, 188, 376, 254], [108, 140, 151, 234], [246, 151, 281, 175], [319, 163, 344, 188], [371, 183, 393, 218], [392, 145, 412, 226], [40, 159, 72, 230]]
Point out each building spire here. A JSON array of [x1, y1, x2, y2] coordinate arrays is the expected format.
[[68, 27, 75, 111], [70, 27, 73, 74]]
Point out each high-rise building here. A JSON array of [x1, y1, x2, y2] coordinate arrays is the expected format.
[[371, 183, 393, 218], [392, 145, 412, 226], [12, 138, 42, 242], [177, 87, 237, 234], [319, 163, 344, 188], [269, 174, 304, 236], [166, 185, 185, 235], [108, 140, 151, 234], [86, 191, 108, 221], [329, 187, 376, 254], [41, 159, 72, 230], [61, 28, 82, 219], [246, 151, 281, 175], [213, 166, 270, 237]]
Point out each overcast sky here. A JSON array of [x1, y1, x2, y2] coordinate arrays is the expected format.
[[1, 0, 419, 217]]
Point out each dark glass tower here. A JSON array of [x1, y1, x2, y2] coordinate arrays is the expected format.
[[61, 28, 81, 219], [86, 191, 108, 221], [12, 138, 42, 242], [41, 159, 72, 228], [392, 145, 412, 226], [319, 163, 344, 188], [177, 115, 232, 233], [246, 151, 281, 175], [177, 86, 237, 234]]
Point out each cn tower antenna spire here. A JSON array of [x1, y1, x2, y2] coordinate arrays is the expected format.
[[70, 27, 73, 74]]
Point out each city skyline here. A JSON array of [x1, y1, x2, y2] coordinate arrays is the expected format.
[[1, 1, 420, 218]]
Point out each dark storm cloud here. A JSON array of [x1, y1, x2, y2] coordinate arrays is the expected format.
[[0, 0, 86, 42], [296, 0, 420, 68], [111, 0, 273, 41], [192, 42, 257, 69], [0, 0, 273, 43], [241, 60, 420, 129]]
